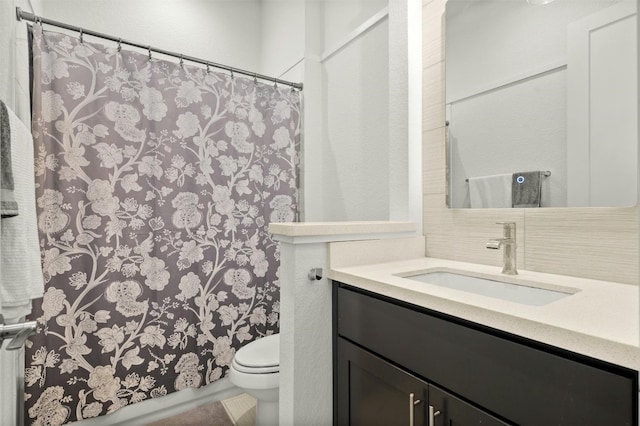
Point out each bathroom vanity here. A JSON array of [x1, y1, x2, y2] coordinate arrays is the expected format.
[[328, 239, 639, 426], [333, 283, 636, 425], [268, 222, 639, 426]]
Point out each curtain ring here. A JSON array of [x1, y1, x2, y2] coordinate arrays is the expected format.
[[79, 28, 84, 44], [179, 54, 184, 68], [230, 69, 234, 80], [117, 38, 122, 52], [206, 62, 210, 74], [253, 73, 258, 85], [273, 77, 278, 89], [148, 46, 152, 60]]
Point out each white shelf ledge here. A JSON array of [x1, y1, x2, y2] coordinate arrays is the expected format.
[[269, 221, 417, 244]]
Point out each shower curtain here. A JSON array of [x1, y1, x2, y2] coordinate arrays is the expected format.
[[25, 24, 301, 424]]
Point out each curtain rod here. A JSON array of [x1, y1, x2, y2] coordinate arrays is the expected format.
[[15, 7, 303, 91]]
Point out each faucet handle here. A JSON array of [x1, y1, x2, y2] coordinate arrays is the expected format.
[[495, 222, 516, 238]]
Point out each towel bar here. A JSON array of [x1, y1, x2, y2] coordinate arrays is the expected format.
[[465, 170, 551, 183], [0, 315, 36, 350]]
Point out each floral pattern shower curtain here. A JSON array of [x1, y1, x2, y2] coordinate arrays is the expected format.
[[25, 24, 300, 424]]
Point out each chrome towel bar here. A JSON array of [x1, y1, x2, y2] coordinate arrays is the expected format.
[[0, 315, 36, 350], [465, 170, 551, 183]]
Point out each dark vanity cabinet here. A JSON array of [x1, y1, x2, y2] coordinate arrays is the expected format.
[[337, 337, 508, 426], [333, 283, 638, 426]]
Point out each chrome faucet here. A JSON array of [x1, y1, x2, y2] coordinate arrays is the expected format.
[[487, 222, 518, 275]]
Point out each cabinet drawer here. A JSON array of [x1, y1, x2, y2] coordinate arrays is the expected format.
[[337, 285, 637, 426]]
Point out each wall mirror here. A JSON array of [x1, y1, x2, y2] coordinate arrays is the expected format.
[[446, 0, 638, 208]]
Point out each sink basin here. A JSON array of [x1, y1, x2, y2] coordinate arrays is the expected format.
[[403, 271, 573, 306]]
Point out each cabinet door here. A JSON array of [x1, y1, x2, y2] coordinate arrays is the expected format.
[[336, 338, 428, 426], [429, 384, 510, 426]]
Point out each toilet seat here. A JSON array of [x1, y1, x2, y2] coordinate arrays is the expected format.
[[232, 359, 279, 374], [232, 334, 280, 374], [229, 362, 280, 390]]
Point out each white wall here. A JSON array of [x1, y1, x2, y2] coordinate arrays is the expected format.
[[34, 0, 263, 73], [251, 0, 412, 224], [322, 18, 389, 220], [260, 0, 305, 80], [309, 0, 391, 221], [566, 0, 637, 207], [322, 0, 387, 47], [389, 0, 410, 222]]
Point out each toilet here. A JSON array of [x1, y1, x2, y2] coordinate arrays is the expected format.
[[229, 333, 280, 426]]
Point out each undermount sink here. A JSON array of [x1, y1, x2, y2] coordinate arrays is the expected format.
[[403, 271, 575, 306]]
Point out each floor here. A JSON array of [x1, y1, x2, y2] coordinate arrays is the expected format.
[[146, 393, 256, 426]]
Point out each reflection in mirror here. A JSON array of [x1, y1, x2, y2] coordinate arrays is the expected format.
[[446, 0, 637, 208]]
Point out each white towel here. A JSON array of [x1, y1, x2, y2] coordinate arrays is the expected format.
[[468, 174, 512, 208], [0, 106, 44, 318], [1, 99, 19, 218]]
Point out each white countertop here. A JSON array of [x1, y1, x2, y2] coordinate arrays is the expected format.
[[329, 257, 639, 371], [269, 221, 417, 238]]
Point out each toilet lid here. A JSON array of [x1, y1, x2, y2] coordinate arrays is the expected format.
[[233, 334, 279, 373]]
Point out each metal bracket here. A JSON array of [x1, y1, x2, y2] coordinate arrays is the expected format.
[[0, 314, 37, 351], [307, 267, 323, 282]]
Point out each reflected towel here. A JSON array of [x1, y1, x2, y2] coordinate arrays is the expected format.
[[468, 174, 512, 208], [0, 106, 44, 318], [0, 100, 18, 218], [512, 171, 542, 208]]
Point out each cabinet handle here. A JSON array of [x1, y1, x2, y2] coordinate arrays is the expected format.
[[409, 393, 422, 426], [428, 405, 441, 426]]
